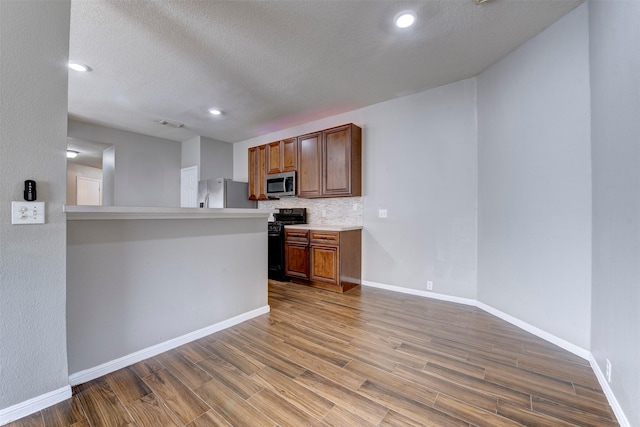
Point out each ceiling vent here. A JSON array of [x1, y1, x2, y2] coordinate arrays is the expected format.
[[157, 119, 184, 128]]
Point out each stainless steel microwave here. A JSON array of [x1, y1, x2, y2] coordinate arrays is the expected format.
[[266, 171, 296, 197]]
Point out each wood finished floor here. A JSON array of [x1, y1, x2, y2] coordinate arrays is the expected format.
[[7, 281, 618, 427]]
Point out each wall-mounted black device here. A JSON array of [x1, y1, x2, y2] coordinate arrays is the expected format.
[[24, 180, 36, 201]]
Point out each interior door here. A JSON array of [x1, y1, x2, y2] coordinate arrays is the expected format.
[[76, 176, 102, 205], [180, 166, 198, 207]]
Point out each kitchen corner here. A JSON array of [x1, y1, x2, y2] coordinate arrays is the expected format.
[[265, 199, 364, 294], [252, 122, 364, 293]]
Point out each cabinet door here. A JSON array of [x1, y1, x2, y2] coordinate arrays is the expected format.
[[323, 125, 352, 196], [282, 138, 297, 172], [285, 242, 309, 279], [257, 144, 268, 200], [297, 132, 322, 198], [247, 147, 258, 200], [267, 141, 282, 175], [310, 245, 339, 286]]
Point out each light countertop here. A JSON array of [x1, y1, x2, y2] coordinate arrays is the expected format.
[[64, 205, 274, 220], [284, 224, 363, 232]]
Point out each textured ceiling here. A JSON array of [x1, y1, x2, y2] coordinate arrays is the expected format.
[[68, 0, 583, 144]]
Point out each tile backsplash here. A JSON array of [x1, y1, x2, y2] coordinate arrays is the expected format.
[[260, 197, 363, 226]]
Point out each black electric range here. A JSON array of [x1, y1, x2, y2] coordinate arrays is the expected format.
[[268, 208, 306, 281]]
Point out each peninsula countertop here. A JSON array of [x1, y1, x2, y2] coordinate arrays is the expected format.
[[64, 205, 274, 220]]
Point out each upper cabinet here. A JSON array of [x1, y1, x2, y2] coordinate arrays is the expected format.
[[298, 124, 362, 198], [248, 145, 268, 200], [267, 138, 297, 175], [282, 138, 297, 172], [297, 132, 323, 198], [322, 124, 361, 197], [248, 123, 362, 200], [266, 141, 282, 175]]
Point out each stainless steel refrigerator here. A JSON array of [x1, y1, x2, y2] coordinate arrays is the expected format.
[[198, 178, 257, 208]]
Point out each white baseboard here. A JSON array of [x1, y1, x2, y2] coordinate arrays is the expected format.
[[362, 280, 629, 427], [0, 385, 71, 426], [589, 355, 631, 427], [362, 280, 477, 306], [475, 301, 590, 360], [69, 304, 270, 386], [363, 280, 589, 359]]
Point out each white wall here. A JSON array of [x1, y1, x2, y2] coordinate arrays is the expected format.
[[235, 79, 478, 298], [0, 0, 70, 413], [68, 120, 181, 207], [66, 162, 102, 205], [102, 145, 115, 206], [589, 1, 640, 425], [67, 217, 268, 374], [181, 135, 201, 175], [477, 4, 592, 349], [201, 136, 233, 181]]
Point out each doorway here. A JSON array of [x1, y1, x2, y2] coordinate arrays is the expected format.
[[76, 176, 101, 205]]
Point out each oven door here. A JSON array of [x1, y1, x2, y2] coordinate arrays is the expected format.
[[268, 226, 285, 280]]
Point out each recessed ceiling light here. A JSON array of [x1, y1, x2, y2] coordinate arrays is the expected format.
[[395, 11, 416, 29], [208, 108, 223, 116], [67, 150, 79, 159], [68, 62, 91, 72]]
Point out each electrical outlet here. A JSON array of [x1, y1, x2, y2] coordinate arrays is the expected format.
[[352, 203, 358, 211], [378, 209, 388, 218], [606, 359, 612, 383], [11, 201, 45, 224], [426, 280, 433, 291]]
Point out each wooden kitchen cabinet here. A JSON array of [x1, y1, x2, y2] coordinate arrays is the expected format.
[[267, 141, 282, 175], [297, 124, 361, 198], [250, 123, 360, 200], [248, 145, 268, 200], [323, 124, 362, 197], [267, 138, 298, 174], [297, 132, 323, 198], [309, 230, 340, 288], [284, 229, 310, 279], [285, 227, 361, 293], [268, 138, 298, 174], [282, 138, 297, 172]]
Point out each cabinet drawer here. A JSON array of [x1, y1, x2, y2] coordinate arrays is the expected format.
[[284, 229, 309, 243], [310, 230, 339, 246]]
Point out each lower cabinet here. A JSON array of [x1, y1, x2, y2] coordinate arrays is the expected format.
[[284, 227, 361, 293], [310, 245, 339, 286], [284, 242, 309, 280]]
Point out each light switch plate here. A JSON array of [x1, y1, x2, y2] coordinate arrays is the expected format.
[[11, 201, 45, 224], [378, 209, 388, 218]]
